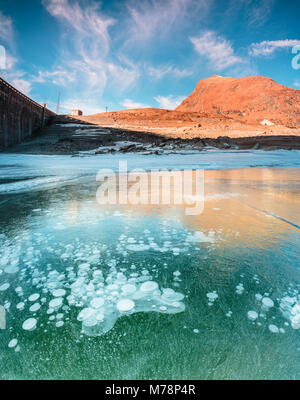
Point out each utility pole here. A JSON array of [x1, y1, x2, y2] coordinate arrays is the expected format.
[[56, 91, 61, 114], [105, 106, 108, 113]]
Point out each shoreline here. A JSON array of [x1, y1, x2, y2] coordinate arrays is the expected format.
[[1, 119, 300, 156]]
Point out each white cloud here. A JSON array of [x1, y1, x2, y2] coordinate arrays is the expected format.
[[0, 14, 34, 98], [59, 97, 105, 115], [226, 0, 274, 27], [154, 95, 185, 109], [43, 0, 114, 56], [249, 39, 300, 56], [32, 69, 76, 86], [42, 0, 112, 96], [147, 65, 193, 79], [10, 78, 32, 95], [107, 63, 140, 92], [294, 80, 300, 88], [0, 45, 5, 69], [190, 31, 243, 70], [125, 0, 209, 45], [246, 0, 274, 27], [122, 99, 150, 109], [41, 0, 139, 106], [0, 11, 14, 46]]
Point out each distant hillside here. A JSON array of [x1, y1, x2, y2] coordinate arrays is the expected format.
[[176, 75, 300, 128]]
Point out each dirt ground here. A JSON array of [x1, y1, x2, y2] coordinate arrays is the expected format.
[[79, 108, 300, 140], [2, 112, 300, 155]]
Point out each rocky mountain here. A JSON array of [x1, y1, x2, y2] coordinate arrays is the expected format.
[[176, 75, 300, 128]]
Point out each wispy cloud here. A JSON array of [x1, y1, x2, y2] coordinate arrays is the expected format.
[[227, 0, 274, 27], [3, 54, 32, 94], [43, 0, 114, 57], [107, 63, 140, 92], [247, 0, 274, 27], [147, 65, 193, 79], [249, 39, 300, 56], [125, 0, 210, 45], [41, 0, 139, 114], [59, 97, 106, 115], [154, 95, 185, 109], [294, 80, 300, 88], [10, 78, 32, 95], [122, 99, 150, 109], [0, 10, 14, 47], [0, 11, 32, 94], [190, 31, 243, 70], [31, 68, 76, 86]]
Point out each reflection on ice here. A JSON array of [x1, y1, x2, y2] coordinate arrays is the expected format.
[[1, 150, 300, 194]]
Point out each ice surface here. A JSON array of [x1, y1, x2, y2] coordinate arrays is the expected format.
[[186, 231, 215, 243], [56, 124, 95, 128], [0, 161, 299, 379], [1, 150, 300, 194]]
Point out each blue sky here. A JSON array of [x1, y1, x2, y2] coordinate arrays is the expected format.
[[0, 0, 300, 114]]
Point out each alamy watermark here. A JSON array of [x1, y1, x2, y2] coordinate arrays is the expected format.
[[96, 161, 205, 215], [292, 45, 300, 70], [0, 45, 6, 70]]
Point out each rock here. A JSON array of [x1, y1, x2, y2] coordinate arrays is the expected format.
[[176, 75, 300, 127]]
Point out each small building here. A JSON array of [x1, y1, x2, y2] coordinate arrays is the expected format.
[[70, 109, 83, 116]]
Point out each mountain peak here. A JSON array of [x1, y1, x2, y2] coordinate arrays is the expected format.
[[176, 75, 300, 127]]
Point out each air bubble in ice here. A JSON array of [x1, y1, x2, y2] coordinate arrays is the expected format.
[[90, 297, 104, 309], [268, 324, 279, 333], [140, 281, 158, 293], [262, 297, 274, 309], [0, 283, 10, 291], [49, 297, 63, 309], [28, 293, 40, 302], [8, 339, 18, 348], [22, 318, 37, 331], [247, 311, 258, 321], [206, 292, 218, 301], [52, 289, 66, 297], [29, 303, 41, 312], [117, 299, 135, 312], [16, 302, 25, 310]]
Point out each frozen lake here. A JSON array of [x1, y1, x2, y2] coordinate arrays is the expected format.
[[0, 150, 299, 379]]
